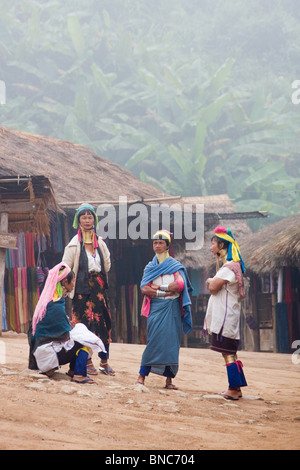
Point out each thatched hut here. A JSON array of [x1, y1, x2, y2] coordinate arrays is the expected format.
[[242, 214, 300, 274], [0, 126, 168, 205], [240, 214, 300, 353], [0, 174, 58, 334], [0, 125, 171, 337], [0, 126, 266, 347], [0, 175, 58, 235]]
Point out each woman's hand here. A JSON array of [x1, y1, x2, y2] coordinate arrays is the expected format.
[[206, 277, 228, 295], [141, 285, 160, 298]]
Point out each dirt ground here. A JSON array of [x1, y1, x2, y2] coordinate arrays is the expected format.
[[0, 331, 299, 451]]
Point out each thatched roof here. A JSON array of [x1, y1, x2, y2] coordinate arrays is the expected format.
[[0, 175, 57, 235], [0, 127, 264, 246], [240, 214, 300, 274], [0, 126, 169, 207], [175, 195, 252, 271]]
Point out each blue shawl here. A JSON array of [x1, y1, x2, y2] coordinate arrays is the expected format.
[[141, 255, 193, 334]]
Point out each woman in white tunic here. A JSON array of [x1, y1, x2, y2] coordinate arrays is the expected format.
[[29, 262, 106, 383], [204, 227, 247, 400]]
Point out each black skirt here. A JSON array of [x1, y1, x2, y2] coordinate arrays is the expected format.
[[210, 332, 239, 355], [72, 271, 111, 346]]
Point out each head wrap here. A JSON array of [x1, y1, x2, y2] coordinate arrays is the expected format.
[[152, 229, 172, 246], [72, 203, 98, 229], [214, 226, 245, 273], [32, 262, 71, 335]]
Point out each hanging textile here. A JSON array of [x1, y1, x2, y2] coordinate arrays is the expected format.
[[27, 267, 39, 322], [5, 248, 12, 269], [3, 231, 52, 333], [13, 268, 21, 333], [21, 267, 29, 332], [18, 233, 27, 267], [24, 233, 35, 267], [275, 302, 290, 353], [2, 284, 7, 331], [5, 269, 15, 331], [10, 234, 20, 268]]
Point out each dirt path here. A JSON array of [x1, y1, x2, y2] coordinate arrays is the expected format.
[[0, 331, 299, 451]]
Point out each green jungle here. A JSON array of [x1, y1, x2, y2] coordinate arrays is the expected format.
[[1, 0, 300, 229]]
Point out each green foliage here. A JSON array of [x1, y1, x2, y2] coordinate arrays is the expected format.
[[0, 0, 300, 226]]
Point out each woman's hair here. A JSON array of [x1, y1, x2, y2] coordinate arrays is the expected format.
[[153, 237, 169, 247], [78, 209, 95, 220], [64, 270, 75, 284], [211, 235, 230, 250], [40, 268, 74, 293]]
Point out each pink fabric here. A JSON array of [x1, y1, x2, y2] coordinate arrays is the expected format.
[[141, 282, 152, 318], [140, 272, 184, 318], [175, 279, 184, 292], [225, 261, 245, 300], [225, 360, 244, 372], [32, 262, 71, 335], [13, 268, 21, 334], [141, 295, 151, 318]]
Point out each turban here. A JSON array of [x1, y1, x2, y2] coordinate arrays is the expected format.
[[153, 229, 172, 245], [72, 203, 98, 229], [214, 226, 245, 273]]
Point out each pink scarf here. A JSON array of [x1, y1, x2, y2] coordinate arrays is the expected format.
[[225, 261, 245, 300], [32, 262, 71, 335]]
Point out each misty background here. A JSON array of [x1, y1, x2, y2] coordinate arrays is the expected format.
[[1, 0, 300, 230]]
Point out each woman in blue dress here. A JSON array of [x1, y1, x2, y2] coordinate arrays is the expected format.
[[136, 230, 192, 390]]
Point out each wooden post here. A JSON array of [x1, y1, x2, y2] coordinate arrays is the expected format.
[[0, 212, 8, 336]]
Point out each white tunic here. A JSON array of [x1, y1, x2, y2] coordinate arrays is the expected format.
[[86, 250, 101, 272], [205, 264, 241, 340], [34, 323, 106, 373], [152, 273, 180, 300]]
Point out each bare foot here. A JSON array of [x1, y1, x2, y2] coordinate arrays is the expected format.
[[135, 375, 145, 385]]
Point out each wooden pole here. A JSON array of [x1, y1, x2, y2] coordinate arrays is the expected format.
[[0, 212, 8, 336]]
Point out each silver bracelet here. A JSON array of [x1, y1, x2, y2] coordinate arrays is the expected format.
[[160, 284, 169, 292], [156, 290, 166, 298]]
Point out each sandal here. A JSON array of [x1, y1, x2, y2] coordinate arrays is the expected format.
[[165, 379, 178, 390], [99, 362, 115, 376], [72, 375, 97, 384], [219, 391, 239, 401]]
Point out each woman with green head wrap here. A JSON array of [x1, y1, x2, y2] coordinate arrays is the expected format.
[[62, 203, 115, 376]]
